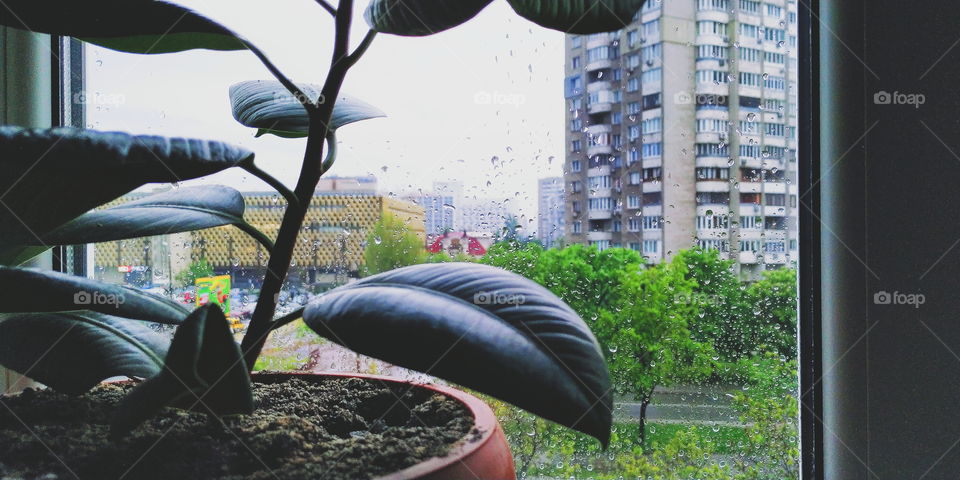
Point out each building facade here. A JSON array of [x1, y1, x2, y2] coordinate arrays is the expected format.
[[538, 177, 566, 248], [93, 187, 424, 288], [563, 0, 799, 279]]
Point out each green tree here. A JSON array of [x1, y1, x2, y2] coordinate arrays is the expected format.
[[361, 213, 426, 276], [744, 268, 799, 358], [603, 255, 717, 447], [484, 244, 716, 446], [174, 257, 214, 287]]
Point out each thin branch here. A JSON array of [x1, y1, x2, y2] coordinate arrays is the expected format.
[[315, 0, 336, 16], [234, 221, 275, 252], [346, 30, 377, 68], [241, 161, 299, 209], [242, 40, 315, 110], [320, 132, 338, 175], [271, 307, 306, 330]]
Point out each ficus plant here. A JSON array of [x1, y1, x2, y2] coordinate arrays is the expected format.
[[0, 0, 644, 448]]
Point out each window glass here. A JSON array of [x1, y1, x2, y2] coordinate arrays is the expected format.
[[82, 0, 800, 478]]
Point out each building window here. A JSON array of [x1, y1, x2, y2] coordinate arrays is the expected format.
[[740, 23, 760, 39], [571, 56, 580, 69], [697, 215, 729, 229], [642, 216, 662, 229], [612, 112, 622, 125], [570, 118, 582, 131], [764, 75, 786, 90], [642, 93, 662, 110], [765, 3, 783, 17], [571, 35, 582, 48], [627, 101, 641, 114], [588, 175, 612, 189], [642, 240, 660, 254], [641, 43, 662, 63], [643, 167, 662, 180], [696, 143, 726, 157], [643, 192, 663, 205], [571, 140, 582, 152], [766, 194, 787, 206], [627, 30, 639, 46], [739, 47, 761, 62], [642, 19, 660, 39], [612, 220, 622, 232], [642, 142, 662, 157], [697, 0, 729, 11], [628, 125, 640, 140], [698, 45, 728, 60], [572, 221, 582, 234], [697, 192, 730, 205], [697, 69, 729, 85], [571, 160, 582, 172], [628, 148, 640, 164], [641, 117, 662, 134], [627, 195, 641, 209], [588, 197, 615, 210], [696, 167, 730, 180], [629, 172, 641, 185], [740, 72, 763, 87], [627, 77, 640, 92], [697, 21, 727, 36]]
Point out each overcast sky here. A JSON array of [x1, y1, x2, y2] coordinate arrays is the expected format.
[[85, 0, 566, 229]]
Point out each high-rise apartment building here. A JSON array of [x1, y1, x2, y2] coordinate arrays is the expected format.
[[563, 0, 799, 279], [538, 177, 566, 248]]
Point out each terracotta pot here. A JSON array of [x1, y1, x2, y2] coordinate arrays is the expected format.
[[254, 372, 517, 480]]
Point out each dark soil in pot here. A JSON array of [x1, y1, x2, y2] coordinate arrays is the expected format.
[[0, 376, 477, 480]]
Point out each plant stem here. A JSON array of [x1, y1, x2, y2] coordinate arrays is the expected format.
[[240, 0, 360, 370], [241, 161, 299, 209], [315, 0, 336, 16]]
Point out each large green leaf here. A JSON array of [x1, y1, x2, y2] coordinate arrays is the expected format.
[[0, 311, 169, 395], [0, 126, 253, 264], [506, 0, 646, 33], [112, 305, 253, 437], [303, 262, 613, 445], [42, 185, 247, 245], [364, 0, 494, 36], [0, 1, 244, 54], [0, 266, 188, 324], [229, 81, 386, 138]]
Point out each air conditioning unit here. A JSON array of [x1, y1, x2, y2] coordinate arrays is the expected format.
[[723, 36, 730, 43], [640, 37, 647, 44], [718, 59, 727, 67]]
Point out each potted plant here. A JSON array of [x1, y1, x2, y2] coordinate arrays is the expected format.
[[0, 1, 643, 478]]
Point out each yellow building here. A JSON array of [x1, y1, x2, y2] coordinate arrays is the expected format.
[[93, 190, 425, 287]]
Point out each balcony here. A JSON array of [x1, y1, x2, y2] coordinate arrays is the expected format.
[[587, 101, 613, 114], [586, 230, 613, 241], [695, 180, 729, 192], [586, 124, 613, 136], [588, 209, 613, 220], [586, 58, 614, 72], [587, 144, 613, 157]]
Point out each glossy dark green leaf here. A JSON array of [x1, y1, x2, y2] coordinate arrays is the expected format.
[[0, 1, 244, 54], [112, 305, 253, 438], [506, 0, 646, 33], [0, 266, 188, 324], [0, 311, 169, 395], [229, 81, 385, 138], [0, 126, 253, 264], [42, 185, 246, 245], [303, 262, 613, 445], [364, 0, 494, 36]]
